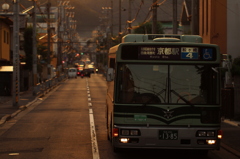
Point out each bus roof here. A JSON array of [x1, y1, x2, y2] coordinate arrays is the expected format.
[[122, 34, 202, 43]]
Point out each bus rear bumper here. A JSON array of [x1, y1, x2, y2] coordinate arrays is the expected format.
[[112, 126, 221, 150]]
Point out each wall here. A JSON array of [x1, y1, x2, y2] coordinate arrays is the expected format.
[[234, 76, 240, 120], [199, 0, 227, 54], [227, 0, 240, 59], [0, 20, 11, 61]]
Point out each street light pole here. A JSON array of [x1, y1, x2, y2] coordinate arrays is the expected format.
[[47, 1, 51, 79], [118, 0, 121, 42], [111, 0, 113, 37], [173, 0, 178, 34], [152, 0, 157, 34], [12, 0, 20, 106], [128, 0, 132, 34], [32, 0, 38, 95]]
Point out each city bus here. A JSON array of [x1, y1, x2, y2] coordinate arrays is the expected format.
[[106, 34, 223, 153]]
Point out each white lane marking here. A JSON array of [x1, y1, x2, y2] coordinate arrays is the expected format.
[[89, 108, 93, 114], [87, 79, 100, 159]]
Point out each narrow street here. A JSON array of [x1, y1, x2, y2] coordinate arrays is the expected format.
[[0, 74, 239, 159]]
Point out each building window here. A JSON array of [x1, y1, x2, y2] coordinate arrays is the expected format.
[[3, 30, 9, 44], [7, 32, 9, 44], [4, 30, 6, 43]]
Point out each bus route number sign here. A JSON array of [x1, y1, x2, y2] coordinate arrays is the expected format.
[[159, 130, 178, 140], [181, 47, 199, 60]]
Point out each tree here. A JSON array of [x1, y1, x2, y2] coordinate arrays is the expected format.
[[23, 27, 53, 75], [133, 22, 164, 34], [37, 45, 49, 74]]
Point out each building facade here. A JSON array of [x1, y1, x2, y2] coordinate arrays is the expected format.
[[199, 0, 227, 54], [0, 16, 12, 62], [227, 0, 240, 59]]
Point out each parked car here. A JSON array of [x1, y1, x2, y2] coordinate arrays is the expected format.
[[68, 68, 77, 78], [81, 69, 91, 78]]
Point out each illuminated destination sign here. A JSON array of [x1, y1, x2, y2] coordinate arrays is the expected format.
[[121, 45, 216, 61], [140, 47, 182, 60]]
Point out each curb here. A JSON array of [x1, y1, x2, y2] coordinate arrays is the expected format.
[[222, 119, 240, 127], [0, 96, 39, 126], [0, 82, 63, 126], [0, 114, 11, 125]]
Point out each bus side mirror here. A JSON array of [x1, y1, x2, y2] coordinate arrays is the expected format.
[[106, 68, 114, 81]]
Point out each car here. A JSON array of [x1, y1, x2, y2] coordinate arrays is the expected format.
[[68, 68, 77, 78], [77, 66, 84, 76], [81, 69, 91, 78], [77, 71, 81, 76], [87, 64, 95, 73]]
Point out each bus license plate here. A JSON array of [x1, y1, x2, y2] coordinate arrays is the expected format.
[[159, 130, 178, 140]]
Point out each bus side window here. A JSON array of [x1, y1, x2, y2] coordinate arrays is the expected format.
[[106, 68, 114, 81]]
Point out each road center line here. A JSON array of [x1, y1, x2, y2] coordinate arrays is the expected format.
[[87, 79, 100, 159]]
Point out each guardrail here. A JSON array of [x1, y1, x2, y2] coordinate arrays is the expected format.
[[33, 74, 67, 96]]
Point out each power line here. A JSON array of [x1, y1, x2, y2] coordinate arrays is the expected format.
[[125, 0, 167, 32]]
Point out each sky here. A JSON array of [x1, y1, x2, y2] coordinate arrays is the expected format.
[[10, 0, 183, 38], [69, 0, 184, 38]]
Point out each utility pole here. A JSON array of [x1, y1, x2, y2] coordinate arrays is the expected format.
[[128, 0, 132, 34], [57, 2, 62, 77], [191, 0, 199, 35], [111, 0, 113, 36], [118, 0, 123, 42], [119, 0, 121, 33], [32, 0, 38, 95], [119, 0, 122, 40], [12, 0, 20, 106], [47, 1, 51, 79], [152, 0, 157, 34], [173, 0, 178, 34]]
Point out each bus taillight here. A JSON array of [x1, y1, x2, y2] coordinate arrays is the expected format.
[[113, 128, 119, 137], [218, 130, 223, 139]]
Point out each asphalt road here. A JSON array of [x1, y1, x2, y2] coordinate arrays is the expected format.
[[0, 74, 239, 159]]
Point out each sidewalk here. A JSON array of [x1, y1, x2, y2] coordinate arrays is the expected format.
[[0, 75, 66, 125], [0, 89, 39, 125]]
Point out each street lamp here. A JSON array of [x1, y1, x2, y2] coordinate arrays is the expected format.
[[2, 2, 10, 12]]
